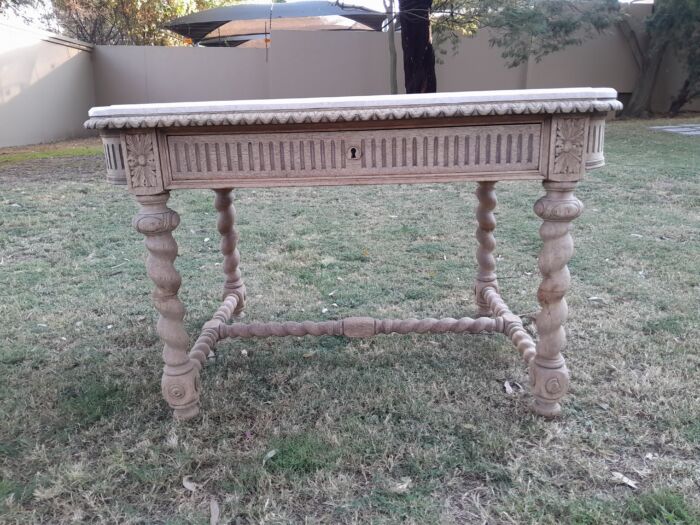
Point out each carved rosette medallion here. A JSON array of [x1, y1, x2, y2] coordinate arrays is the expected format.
[[552, 118, 586, 178], [125, 133, 161, 191]]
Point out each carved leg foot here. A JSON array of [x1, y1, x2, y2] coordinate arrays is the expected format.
[[530, 181, 582, 417], [475, 181, 498, 316], [134, 192, 200, 420], [214, 189, 246, 316]]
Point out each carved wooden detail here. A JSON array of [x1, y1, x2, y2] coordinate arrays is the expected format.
[[474, 181, 499, 316], [531, 181, 582, 416], [165, 124, 543, 186], [92, 89, 620, 420], [133, 193, 200, 420], [483, 288, 536, 363], [125, 132, 163, 194], [214, 189, 246, 312], [219, 315, 501, 339], [549, 117, 587, 181], [585, 116, 606, 170], [189, 295, 239, 365], [100, 131, 127, 185], [84, 97, 623, 130]]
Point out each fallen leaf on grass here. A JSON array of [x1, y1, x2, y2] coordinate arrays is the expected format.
[[611, 471, 638, 489], [210, 498, 220, 525], [183, 476, 199, 493], [303, 351, 316, 358], [262, 449, 277, 467], [387, 477, 412, 494], [503, 380, 523, 395]]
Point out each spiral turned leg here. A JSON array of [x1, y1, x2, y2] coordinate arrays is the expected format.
[[531, 181, 583, 417], [214, 189, 246, 315], [134, 193, 199, 420], [475, 182, 499, 316]]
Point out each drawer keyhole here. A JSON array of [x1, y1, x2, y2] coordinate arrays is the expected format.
[[347, 145, 362, 160]]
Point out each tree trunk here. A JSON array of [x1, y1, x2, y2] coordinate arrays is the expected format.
[[398, 0, 436, 94], [623, 41, 668, 117], [669, 79, 691, 116], [385, 0, 398, 94]]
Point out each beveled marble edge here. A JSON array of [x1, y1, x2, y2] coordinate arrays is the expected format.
[[85, 88, 622, 129]]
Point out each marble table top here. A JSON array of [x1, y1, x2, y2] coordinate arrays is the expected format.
[[85, 88, 622, 130]]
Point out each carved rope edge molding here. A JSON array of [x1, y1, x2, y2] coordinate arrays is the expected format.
[[85, 100, 623, 129]]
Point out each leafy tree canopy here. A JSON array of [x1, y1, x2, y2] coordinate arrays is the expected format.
[[0, 0, 232, 45]]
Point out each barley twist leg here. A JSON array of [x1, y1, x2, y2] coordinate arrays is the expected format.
[[214, 189, 246, 315], [531, 181, 583, 417], [475, 181, 499, 316], [134, 193, 199, 420]]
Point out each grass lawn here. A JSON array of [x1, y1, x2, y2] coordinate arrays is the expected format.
[[0, 118, 699, 524]]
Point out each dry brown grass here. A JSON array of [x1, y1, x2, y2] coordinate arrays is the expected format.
[[0, 119, 699, 523]]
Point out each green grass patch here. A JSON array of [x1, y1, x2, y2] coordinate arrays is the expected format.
[[58, 380, 130, 428], [626, 490, 700, 525], [1, 121, 699, 522], [265, 433, 339, 475], [0, 145, 103, 167]]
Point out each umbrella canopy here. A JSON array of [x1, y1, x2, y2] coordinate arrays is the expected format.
[[165, 1, 388, 46]]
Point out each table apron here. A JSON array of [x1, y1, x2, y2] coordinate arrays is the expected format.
[[159, 122, 549, 189]]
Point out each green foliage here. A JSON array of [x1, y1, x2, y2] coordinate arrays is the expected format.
[[625, 490, 700, 525], [264, 433, 338, 475], [487, 0, 620, 66], [49, 0, 233, 45], [429, 0, 621, 65], [647, 0, 700, 113]]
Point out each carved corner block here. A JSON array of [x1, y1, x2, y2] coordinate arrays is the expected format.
[[99, 130, 127, 186], [123, 131, 165, 195], [585, 115, 607, 170], [547, 117, 589, 182], [530, 356, 570, 417], [162, 362, 201, 420]]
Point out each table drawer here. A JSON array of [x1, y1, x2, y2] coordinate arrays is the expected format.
[[163, 123, 546, 188]]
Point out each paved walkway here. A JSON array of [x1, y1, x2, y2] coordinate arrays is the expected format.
[[650, 124, 700, 136]]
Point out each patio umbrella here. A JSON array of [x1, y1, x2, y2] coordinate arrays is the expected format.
[[165, 1, 388, 47]]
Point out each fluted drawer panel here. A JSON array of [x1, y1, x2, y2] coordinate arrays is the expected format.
[[166, 124, 543, 185]]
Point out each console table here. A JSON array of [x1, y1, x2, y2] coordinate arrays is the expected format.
[[86, 88, 621, 420]]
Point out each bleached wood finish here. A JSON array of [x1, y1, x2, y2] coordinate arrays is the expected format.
[[531, 181, 583, 416], [90, 88, 619, 420], [100, 130, 127, 185], [483, 287, 536, 364], [189, 294, 239, 365], [214, 189, 246, 313], [219, 315, 501, 339], [133, 193, 200, 420], [475, 182, 499, 316], [165, 124, 544, 188]]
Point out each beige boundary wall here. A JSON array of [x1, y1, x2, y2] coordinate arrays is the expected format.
[[0, 22, 96, 147], [93, 28, 642, 105], [1, 3, 697, 148]]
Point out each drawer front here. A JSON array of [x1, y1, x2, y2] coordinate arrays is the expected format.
[[164, 123, 545, 188]]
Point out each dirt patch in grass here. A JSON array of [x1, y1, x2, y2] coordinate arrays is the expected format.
[[1, 122, 699, 522]]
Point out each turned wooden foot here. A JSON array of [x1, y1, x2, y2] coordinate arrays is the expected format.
[[530, 181, 582, 417], [134, 192, 200, 420], [214, 189, 246, 315], [474, 181, 499, 316]]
